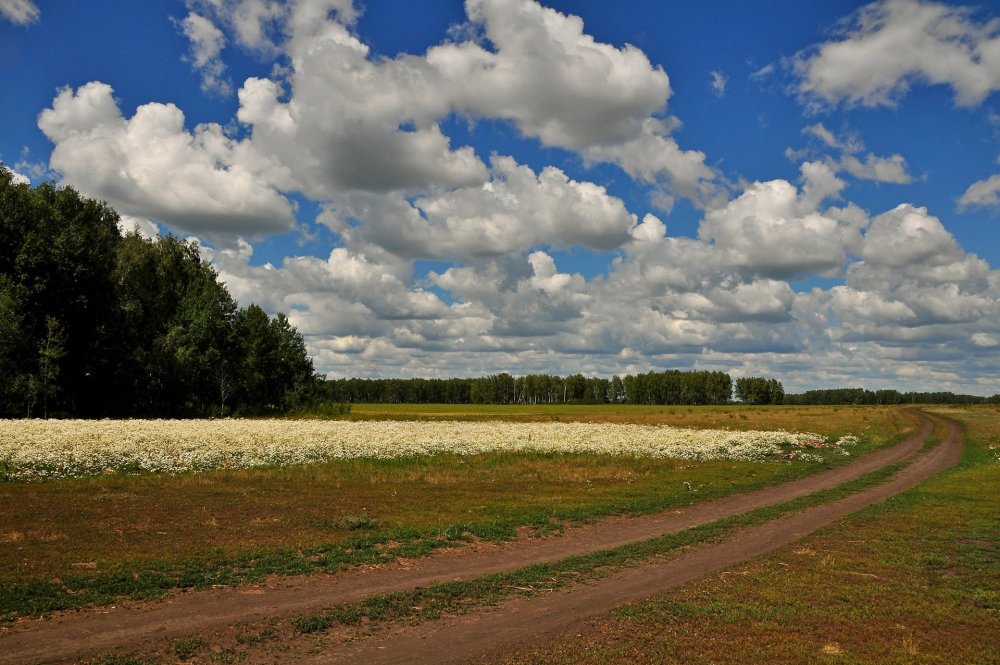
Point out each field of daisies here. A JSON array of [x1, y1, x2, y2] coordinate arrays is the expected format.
[[0, 419, 860, 481]]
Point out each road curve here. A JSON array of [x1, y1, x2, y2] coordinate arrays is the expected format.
[[0, 411, 948, 664], [311, 415, 963, 664]]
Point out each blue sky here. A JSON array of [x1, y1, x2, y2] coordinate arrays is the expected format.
[[2, 0, 999, 393]]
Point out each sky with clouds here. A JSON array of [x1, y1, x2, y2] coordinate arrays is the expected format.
[[2, 0, 999, 393]]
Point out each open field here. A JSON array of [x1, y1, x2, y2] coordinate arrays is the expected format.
[[346, 402, 885, 429], [0, 406, 908, 621], [0, 404, 961, 663], [494, 406, 1000, 664]]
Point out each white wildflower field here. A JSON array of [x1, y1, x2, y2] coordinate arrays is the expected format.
[[0, 419, 861, 481]]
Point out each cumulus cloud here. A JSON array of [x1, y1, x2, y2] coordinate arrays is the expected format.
[[0, 0, 38, 25], [315, 155, 636, 260], [202, 181, 1000, 390], [792, 0, 1000, 109], [839, 153, 913, 184], [958, 172, 1000, 209], [232, 0, 716, 206], [697, 161, 864, 279], [583, 119, 723, 210], [454, 0, 670, 150], [829, 204, 998, 347], [25, 0, 1000, 390], [38, 82, 295, 242], [39, 0, 719, 253], [178, 12, 232, 95], [184, 0, 358, 55]]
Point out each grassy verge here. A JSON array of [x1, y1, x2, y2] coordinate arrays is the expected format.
[[0, 406, 910, 620], [497, 407, 1000, 664]]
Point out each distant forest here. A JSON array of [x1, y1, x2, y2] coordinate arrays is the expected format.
[[316, 372, 784, 406], [1, 167, 315, 418], [783, 388, 1000, 406]]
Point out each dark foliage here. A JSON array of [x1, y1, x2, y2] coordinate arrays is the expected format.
[[0, 167, 315, 417], [734, 376, 785, 405], [784, 388, 995, 406]]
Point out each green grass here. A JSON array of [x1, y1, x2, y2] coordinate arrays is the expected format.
[[88, 656, 153, 665], [280, 461, 908, 634], [497, 406, 1000, 664], [173, 637, 205, 661], [0, 406, 912, 620]]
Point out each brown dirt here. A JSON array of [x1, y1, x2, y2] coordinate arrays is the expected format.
[[0, 412, 955, 665]]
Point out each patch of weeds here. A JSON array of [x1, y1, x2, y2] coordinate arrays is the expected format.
[[210, 648, 237, 663], [174, 637, 206, 661], [312, 515, 380, 531], [293, 613, 333, 634], [236, 627, 276, 645], [89, 655, 154, 665]]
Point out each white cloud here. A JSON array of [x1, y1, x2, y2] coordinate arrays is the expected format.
[[958, 172, 1000, 209], [184, 0, 358, 55], [23, 0, 999, 390], [201, 180, 1000, 390], [829, 204, 998, 345], [583, 119, 723, 209], [5, 166, 30, 185], [858, 204, 964, 269], [117, 215, 161, 239], [231, 0, 717, 206], [0, 0, 38, 25], [413, 156, 637, 256], [793, 0, 1000, 109], [697, 162, 863, 279], [38, 82, 295, 242], [839, 153, 913, 184], [710, 70, 728, 97], [178, 12, 232, 95], [315, 155, 636, 261], [803, 123, 863, 153], [797, 122, 913, 184], [455, 0, 670, 150]]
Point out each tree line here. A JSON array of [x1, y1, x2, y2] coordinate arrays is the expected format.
[[783, 388, 1000, 406], [316, 370, 769, 405], [0, 167, 315, 418]]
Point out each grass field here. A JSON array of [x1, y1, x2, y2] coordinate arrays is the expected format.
[[346, 403, 886, 429], [0, 405, 909, 619], [496, 405, 1000, 664]]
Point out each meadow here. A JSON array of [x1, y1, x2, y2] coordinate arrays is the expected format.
[[0, 405, 909, 620], [498, 405, 1000, 664]]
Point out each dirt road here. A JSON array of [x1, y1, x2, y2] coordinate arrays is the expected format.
[[0, 412, 958, 664], [312, 416, 962, 664]]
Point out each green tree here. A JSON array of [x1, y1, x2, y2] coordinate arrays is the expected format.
[[30, 316, 67, 418]]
